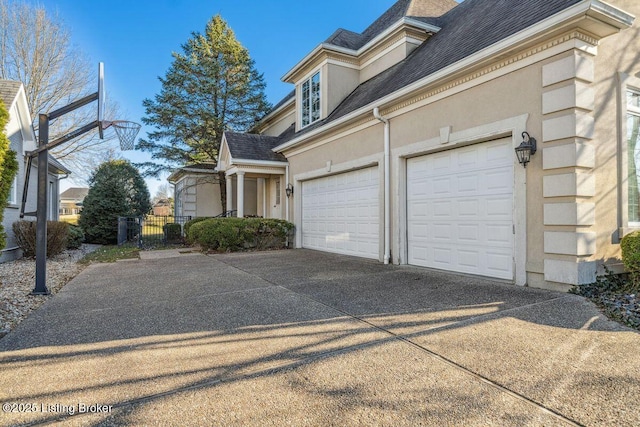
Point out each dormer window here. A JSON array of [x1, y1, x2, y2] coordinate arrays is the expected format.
[[301, 72, 321, 127]]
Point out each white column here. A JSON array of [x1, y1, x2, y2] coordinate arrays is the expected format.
[[257, 178, 266, 218], [226, 174, 233, 213], [237, 171, 245, 218]]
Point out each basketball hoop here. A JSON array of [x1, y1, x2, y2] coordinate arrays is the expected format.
[[97, 65, 141, 151], [102, 120, 141, 151]]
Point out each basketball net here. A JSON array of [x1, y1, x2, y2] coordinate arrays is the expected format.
[[104, 120, 141, 151]]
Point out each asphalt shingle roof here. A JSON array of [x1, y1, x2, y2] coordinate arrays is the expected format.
[[242, 0, 586, 161], [60, 188, 89, 200], [225, 132, 287, 162], [0, 80, 22, 108], [283, 0, 584, 143]]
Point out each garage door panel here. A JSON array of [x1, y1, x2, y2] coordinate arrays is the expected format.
[[302, 167, 379, 259], [407, 138, 514, 280]]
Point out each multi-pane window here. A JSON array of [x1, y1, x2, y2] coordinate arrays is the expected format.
[[301, 72, 320, 127], [275, 179, 281, 205], [7, 176, 17, 205], [627, 89, 640, 225]]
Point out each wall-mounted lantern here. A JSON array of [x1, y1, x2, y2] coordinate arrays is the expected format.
[[515, 131, 537, 168], [286, 183, 294, 198]]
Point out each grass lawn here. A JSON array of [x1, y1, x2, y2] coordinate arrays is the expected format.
[[79, 245, 140, 264], [60, 214, 79, 225]]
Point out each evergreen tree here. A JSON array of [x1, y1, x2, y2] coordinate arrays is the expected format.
[[0, 100, 19, 250], [79, 160, 151, 244], [137, 14, 271, 206]]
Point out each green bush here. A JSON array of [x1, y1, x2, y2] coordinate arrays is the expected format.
[[66, 224, 85, 250], [163, 223, 183, 243], [12, 220, 69, 258], [79, 160, 151, 244], [184, 217, 211, 236], [0, 99, 19, 251], [621, 230, 640, 290], [187, 218, 294, 252]]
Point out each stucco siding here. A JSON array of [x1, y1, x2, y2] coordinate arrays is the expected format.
[[590, 0, 640, 265], [195, 181, 223, 217], [261, 110, 295, 137], [271, 0, 639, 288]]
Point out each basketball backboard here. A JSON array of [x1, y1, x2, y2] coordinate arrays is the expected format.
[[98, 62, 105, 139]]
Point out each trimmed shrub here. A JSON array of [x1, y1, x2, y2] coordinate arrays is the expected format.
[[79, 160, 151, 244], [621, 230, 640, 290], [12, 220, 69, 258], [66, 224, 85, 250], [163, 223, 183, 243], [184, 217, 211, 237], [187, 218, 294, 252]]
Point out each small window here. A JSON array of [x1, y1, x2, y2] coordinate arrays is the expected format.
[[301, 72, 320, 127], [275, 179, 281, 205], [7, 176, 17, 205]]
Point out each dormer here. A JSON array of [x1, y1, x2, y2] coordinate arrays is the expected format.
[[281, 0, 458, 132]]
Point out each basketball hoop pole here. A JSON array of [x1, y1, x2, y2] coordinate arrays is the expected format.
[[29, 91, 103, 295], [25, 61, 142, 295]]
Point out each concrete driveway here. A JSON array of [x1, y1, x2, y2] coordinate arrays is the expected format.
[[0, 249, 638, 426]]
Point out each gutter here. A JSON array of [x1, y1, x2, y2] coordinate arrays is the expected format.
[[373, 107, 391, 265], [273, 0, 634, 154]]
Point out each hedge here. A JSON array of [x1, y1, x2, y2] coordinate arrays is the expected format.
[[621, 230, 640, 290], [184, 217, 211, 236], [186, 217, 294, 252], [163, 223, 183, 243]]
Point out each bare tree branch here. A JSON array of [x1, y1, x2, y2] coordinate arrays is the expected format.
[[0, 0, 122, 182]]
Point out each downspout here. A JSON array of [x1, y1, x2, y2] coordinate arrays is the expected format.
[[285, 164, 290, 222], [373, 107, 391, 265]]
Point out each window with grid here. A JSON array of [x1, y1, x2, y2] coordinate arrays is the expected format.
[[301, 72, 320, 127], [627, 89, 640, 225]]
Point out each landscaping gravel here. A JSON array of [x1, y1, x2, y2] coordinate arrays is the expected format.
[[0, 244, 100, 338]]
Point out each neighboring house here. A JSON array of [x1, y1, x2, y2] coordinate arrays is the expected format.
[[167, 163, 223, 217], [1, 80, 71, 262], [152, 198, 173, 216], [218, 0, 640, 291], [59, 187, 89, 216]]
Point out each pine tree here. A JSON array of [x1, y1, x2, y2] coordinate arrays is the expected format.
[[137, 15, 271, 208], [79, 160, 151, 244]]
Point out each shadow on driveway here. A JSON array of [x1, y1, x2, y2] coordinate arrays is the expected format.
[[0, 249, 638, 426]]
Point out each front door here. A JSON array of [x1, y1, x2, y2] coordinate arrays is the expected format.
[[270, 178, 282, 219]]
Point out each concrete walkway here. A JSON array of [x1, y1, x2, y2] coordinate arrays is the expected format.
[[0, 249, 638, 426]]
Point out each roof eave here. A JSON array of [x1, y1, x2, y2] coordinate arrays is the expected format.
[[282, 17, 441, 83], [273, 0, 634, 153], [232, 159, 289, 167], [254, 95, 296, 129]]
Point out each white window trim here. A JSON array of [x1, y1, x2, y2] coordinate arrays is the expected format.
[[299, 71, 321, 129], [7, 175, 18, 206], [617, 72, 640, 237]]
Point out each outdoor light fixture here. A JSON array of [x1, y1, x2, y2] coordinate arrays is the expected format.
[[515, 131, 537, 168], [286, 183, 294, 198]]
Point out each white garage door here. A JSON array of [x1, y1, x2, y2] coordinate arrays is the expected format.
[[407, 138, 514, 280], [302, 167, 379, 259]]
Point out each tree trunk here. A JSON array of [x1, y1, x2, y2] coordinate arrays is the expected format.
[[219, 171, 227, 215]]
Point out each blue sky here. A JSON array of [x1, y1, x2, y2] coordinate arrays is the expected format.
[[43, 0, 457, 194]]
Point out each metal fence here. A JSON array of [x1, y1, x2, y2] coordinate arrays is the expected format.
[[117, 215, 193, 248]]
